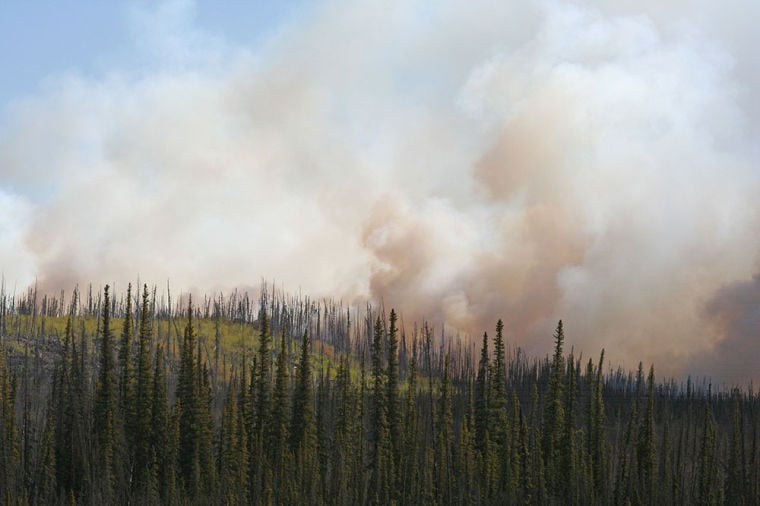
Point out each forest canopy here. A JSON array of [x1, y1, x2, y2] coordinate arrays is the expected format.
[[0, 283, 757, 505]]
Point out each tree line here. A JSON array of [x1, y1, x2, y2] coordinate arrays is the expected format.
[[0, 283, 758, 505]]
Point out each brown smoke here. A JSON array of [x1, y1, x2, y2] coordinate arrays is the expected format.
[[0, 0, 759, 382], [695, 275, 760, 386]]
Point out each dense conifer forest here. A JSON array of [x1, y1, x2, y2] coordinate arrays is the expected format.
[[0, 283, 758, 505]]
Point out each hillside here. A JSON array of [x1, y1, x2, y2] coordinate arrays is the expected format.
[[0, 284, 758, 505]]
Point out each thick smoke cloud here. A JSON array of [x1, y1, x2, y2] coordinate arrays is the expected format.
[[697, 275, 760, 386], [1, 0, 759, 383]]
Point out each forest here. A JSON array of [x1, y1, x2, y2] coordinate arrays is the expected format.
[[0, 282, 758, 505]]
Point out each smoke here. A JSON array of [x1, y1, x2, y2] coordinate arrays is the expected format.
[[1, 0, 759, 382], [697, 275, 760, 386]]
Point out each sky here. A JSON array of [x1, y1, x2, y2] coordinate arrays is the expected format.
[[0, 0, 759, 385]]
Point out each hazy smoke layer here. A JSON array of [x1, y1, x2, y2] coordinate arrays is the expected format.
[[698, 275, 760, 385], [1, 0, 759, 383]]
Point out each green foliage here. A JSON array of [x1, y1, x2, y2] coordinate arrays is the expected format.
[[151, 344, 174, 504], [0, 332, 21, 499], [698, 400, 720, 506], [386, 309, 402, 497], [118, 283, 134, 444], [93, 285, 121, 500], [368, 316, 391, 505], [2, 286, 758, 505], [543, 320, 566, 498], [177, 297, 199, 494], [132, 284, 154, 495]]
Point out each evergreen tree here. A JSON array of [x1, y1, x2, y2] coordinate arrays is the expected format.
[[489, 319, 510, 499], [53, 316, 75, 498], [456, 374, 478, 504], [251, 308, 272, 502], [35, 402, 57, 505], [290, 329, 313, 454], [492, 320, 507, 399], [177, 297, 200, 495], [0, 332, 21, 500], [386, 308, 402, 496], [151, 344, 173, 504], [529, 382, 548, 505], [368, 316, 391, 505], [290, 329, 317, 503], [637, 365, 656, 505], [94, 285, 119, 500], [543, 320, 566, 499], [659, 418, 674, 505], [70, 325, 92, 501], [3, 283, 760, 504], [118, 283, 134, 445], [726, 388, 747, 505], [218, 376, 242, 504], [587, 349, 606, 503], [236, 361, 251, 503], [196, 344, 217, 499], [474, 330, 494, 499], [561, 353, 578, 504], [475, 331, 489, 451], [270, 329, 292, 504], [616, 362, 644, 505], [53, 312, 90, 501], [507, 388, 522, 501], [434, 354, 453, 505], [697, 400, 719, 506], [331, 353, 355, 505], [402, 347, 419, 505], [132, 284, 154, 494]]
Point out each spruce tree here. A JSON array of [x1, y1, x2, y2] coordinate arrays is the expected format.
[[434, 354, 453, 505], [616, 362, 644, 505], [386, 308, 401, 496], [270, 329, 292, 503], [331, 353, 355, 505], [562, 353, 578, 504], [402, 347, 419, 505], [543, 320, 565, 499], [132, 284, 153, 494], [177, 297, 199, 495], [236, 361, 251, 503], [637, 365, 656, 505], [529, 382, 548, 505], [290, 329, 313, 453], [151, 345, 172, 504], [368, 316, 391, 505], [251, 308, 272, 502], [456, 374, 477, 504], [588, 349, 606, 503], [94, 285, 119, 500], [726, 388, 747, 505], [218, 374, 245, 504], [53, 317, 75, 498], [489, 319, 510, 498], [70, 326, 91, 500], [474, 330, 492, 499], [290, 329, 317, 503], [0, 333, 21, 499], [118, 283, 134, 444], [35, 402, 57, 505], [196, 344, 217, 499], [697, 401, 719, 506]]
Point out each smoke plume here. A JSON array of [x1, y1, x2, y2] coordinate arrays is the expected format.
[[1, 0, 759, 383]]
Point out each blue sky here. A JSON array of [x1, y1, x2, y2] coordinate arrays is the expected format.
[[0, 1, 306, 112], [0, 3, 126, 106]]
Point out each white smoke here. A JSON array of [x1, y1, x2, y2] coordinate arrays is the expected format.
[[1, 0, 758, 382]]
